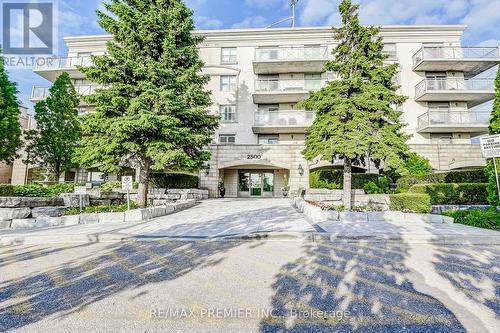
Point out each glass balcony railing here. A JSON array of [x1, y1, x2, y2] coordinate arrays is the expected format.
[[255, 46, 328, 61], [413, 47, 500, 67], [415, 78, 494, 98], [254, 110, 315, 127], [35, 56, 94, 70], [31, 85, 102, 100], [254, 78, 327, 93], [417, 111, 491, 129]]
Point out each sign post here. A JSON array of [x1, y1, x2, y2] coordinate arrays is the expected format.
[[121, 176, 134, 210], [480, 135, 500, 204], [74, 186, 87, 212]]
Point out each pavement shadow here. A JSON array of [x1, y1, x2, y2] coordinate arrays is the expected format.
[[431, 243, 500, 317], [0, 240, 241, 331], [130, 204, 311, 238], [259, 239, 465, 332]]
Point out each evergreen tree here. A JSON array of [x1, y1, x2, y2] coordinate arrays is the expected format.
[[25, 72, 81, 180], [74, 0, 218, 207], [0, 48, 21, 164], [300, 0, 409, 209], [486, 66, 500, 206]]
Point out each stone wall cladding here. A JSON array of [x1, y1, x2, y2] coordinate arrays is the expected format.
[[0, 197, 64, 208]]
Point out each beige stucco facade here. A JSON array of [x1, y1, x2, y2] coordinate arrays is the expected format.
[[28, 25, 499, 196]]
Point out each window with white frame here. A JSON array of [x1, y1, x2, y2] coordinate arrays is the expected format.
[[221, 47, 237, 64], [220, 75, 237, 91], [258, 135, 279, 145], [220, 105, 237, 122], [219, 134, 236, 144], [383, 43, 397, 59]]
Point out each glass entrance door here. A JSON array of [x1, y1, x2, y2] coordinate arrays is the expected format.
[[250, 173, 262, 196]]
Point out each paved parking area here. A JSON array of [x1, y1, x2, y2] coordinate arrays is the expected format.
[[0, 239, 498, 332]]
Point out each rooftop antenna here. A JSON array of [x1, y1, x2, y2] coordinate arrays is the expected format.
[[266, 0, 299, 28]]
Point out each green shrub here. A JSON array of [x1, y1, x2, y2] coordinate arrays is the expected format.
[[409, 183, 488, 205], [309, 170, 379, 189], [364, 181, 383, 194], [150, 173, 199, 189], [100, 181, 121, 192], [396, 169, 488, 191], [389, 193, 432, 213], [485, 159, 499, 207], [48, 183, 75, 196], [65, 202, 140, 215], [404, 152, 432, 176], [0, 184, 15, 196], [442, 209, 500, 230], [13, 185, 51, 197]]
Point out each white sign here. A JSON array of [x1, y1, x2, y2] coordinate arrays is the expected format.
[[480, 135, 500, 158], [74, 186, 87, 195], [121, 176, 134, 191]]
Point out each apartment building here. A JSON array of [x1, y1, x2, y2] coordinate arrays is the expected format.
[[29, 26, 499, 197]]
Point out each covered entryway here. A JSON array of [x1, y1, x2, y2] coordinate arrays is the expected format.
[[219, 159, 290, 198]]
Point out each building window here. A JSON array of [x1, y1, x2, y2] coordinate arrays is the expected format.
[[221, 47, 237, 64], [219, 134, 236, 145], [220, 105, 237, 122], [430, 133, 453, 144], [383, 43, 397, 59], [258, 135, 279, 145], [220, 75, 237, 91]]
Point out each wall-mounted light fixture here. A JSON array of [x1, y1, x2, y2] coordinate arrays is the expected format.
[[298, 164, 304, 176]]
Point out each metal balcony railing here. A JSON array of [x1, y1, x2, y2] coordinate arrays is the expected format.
[[31, 85, 102, 100], [415, 78, 494, 98], [254, 78, 327, 92], [254, 110, 315, 127], [255, 46, 328, 61], [417, 111, 491, 129], [35, 56, 94, 70], [412, 47, 500, 67]]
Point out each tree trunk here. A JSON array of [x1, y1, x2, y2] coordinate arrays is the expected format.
[[343, 157, 352, 210], [137, 161, 150, 208]]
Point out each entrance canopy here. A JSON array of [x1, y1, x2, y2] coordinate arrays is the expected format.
[[220, 159, 290, 170]]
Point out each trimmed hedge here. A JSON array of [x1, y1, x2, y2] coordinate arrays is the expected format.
[[0, 184, 15, 196], [310, 170, 379, 189], [0, 183, 75, 197], [408, 183, 488, 205], [150, 173, 199, 189], [389, 193, 432, 213], [396, 169, 487, 191], [442, 209, 500, 230]]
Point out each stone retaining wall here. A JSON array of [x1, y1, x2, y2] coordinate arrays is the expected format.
[[303, 189, 390, 211], [292, 197, 454, 224], [4, 200, 197, 230], [0, 197, 64, 208]]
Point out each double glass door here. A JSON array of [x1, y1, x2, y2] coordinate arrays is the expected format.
[[239, 171, 274, 197]]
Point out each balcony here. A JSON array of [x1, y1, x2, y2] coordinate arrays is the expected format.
[[34, 56, 93, 81], [253, 46, 329, 74], [414, 78, 494, 107], [253, 78, 327, 104], [412, 47, 499, 75], [31, 85, 101, 102], [417, 111, 491, 133], [253, 110, 315, 134]]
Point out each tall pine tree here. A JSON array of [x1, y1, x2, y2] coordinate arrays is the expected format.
[[0, 48, 21, 164], [486, 65, 500, 206], [300, 0, 409, 209], [25, 72, 81, 180], [75, 0, 218, 207]]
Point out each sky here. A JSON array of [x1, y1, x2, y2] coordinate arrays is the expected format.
[[4, 0, 500, 109]]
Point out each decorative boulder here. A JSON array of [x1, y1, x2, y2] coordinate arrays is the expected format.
[[0, 208, 31, 221], [59, 194, 90, 208], [31, 206, 66, 218]]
